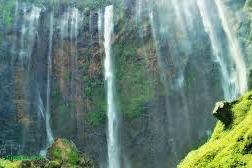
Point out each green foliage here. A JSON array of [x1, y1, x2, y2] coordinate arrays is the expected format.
[[86, 89, 107, 126], [0, 159, 21, 168], [0, 0, 16, 28], [59, 103, 69, 114], [88, 110, 106, 127], [52, 89, 61, 104], [68, 149, 79, 165], [52, 148, 62, 160], [84, 33, 155, 124], [64, 70, 71, 81], [52, 89, 67, 118], [48, 139, 80, 165], [246, 0, 252, 10], [83, 77, 104, 97], [114, 39, 154, 119], [179, 91, 252, 168], [82, 73, 106, 126]]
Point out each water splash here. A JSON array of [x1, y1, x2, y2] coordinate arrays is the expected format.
[[104, 5, 120, 168]]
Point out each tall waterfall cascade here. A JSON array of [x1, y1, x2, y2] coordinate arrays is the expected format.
[[143, 0, 250, 166], [11, 3, 41, 68], [1, 0, 251, 168], [69, 8, 80, 100], [215, 0, 248, 95], [196, 0, 238, 101], [45, 11, 55, 147], [40, 11, 55, 157], [104, 5, 120, 168]]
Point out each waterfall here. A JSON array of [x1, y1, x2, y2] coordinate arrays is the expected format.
[[196, 0, 238, 101], [59, 7, 80, 96], [60, 8, 70, 41], [135, 0, 143, 25], [69, 8, 80, 99], [215, 0, 248, 95], [40, 11, 54, 157], [45, 11, 54, 147], [146, 1, 219, 166], [98, 9, 103, 46], [15, 4, 41, 68], [38, 92, 45, 120], [10, 0, 19, 65], [104, 5, 120, 168]]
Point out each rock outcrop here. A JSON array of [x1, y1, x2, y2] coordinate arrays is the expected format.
[[213, 101, 232, 126], [178, 91, 252, 168], [0, 138, 95, 168]]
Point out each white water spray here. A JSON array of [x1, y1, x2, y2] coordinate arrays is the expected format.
[[98, 9, 103, 46], [38, 92, 45, 120], [45, 12, 54, 147], [18, 5, 41, 68], [215, 0, 248, 95], [69, 8, 80, 98], [196, 0, 238, 101], [104, 5, 120, 168], [40, 11, 54, 157]]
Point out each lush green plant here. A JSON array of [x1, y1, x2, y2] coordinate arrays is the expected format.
[[48, 139, 80, 165], [64, 70, 71, 81], [52, 148, 62, 159], [59, 103, 69, 114], [114, 38, 155, 119], [68, 148, 79, 165], [82, 68, 106, 126], [245, 0, 252, 10], [0, 0, 16, 28], [86, 83, 107, 126], [179, 91, 252, 168], [88, 110, 106, 127], [0, 159, 21, 167]]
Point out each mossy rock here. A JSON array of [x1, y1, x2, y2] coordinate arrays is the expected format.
[[0, 138, 95, 168], [47, 138, 80, 165], [47, 138, 95, 168], [178, 91, 252, 168]]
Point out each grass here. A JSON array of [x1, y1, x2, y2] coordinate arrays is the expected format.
[[0, 159, 21, 168], [178, 91, 252, 168]]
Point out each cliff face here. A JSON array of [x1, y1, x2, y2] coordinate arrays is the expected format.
[[179, 91, 252, 168], [0, 0, 252, 167]]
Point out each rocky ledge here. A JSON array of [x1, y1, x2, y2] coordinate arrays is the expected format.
[[178, 91, 252, 168]]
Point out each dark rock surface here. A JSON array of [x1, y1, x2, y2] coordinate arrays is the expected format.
[[213, 101, 232, 126]]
